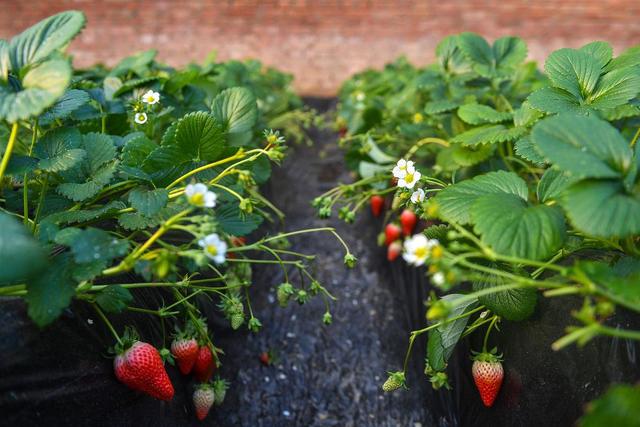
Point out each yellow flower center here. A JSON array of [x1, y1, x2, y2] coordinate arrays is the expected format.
[[405, 172, 415, 184], [267, 134, 278, 144], [414, 246, 428, 259], [189, 193, 205, 206], [206, 244, 218, 256], [413, 113, 424, 124]]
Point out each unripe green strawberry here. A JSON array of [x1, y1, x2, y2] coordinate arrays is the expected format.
[[277, 283, 294, 307], [213, 378, 229, 406], [230, 312, 244, 330], [382, 371, 405, 392]]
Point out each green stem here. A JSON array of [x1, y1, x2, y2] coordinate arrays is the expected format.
[[23, 120, 38, 226], [93, 303, 122, 345], [32, 175, 49, 226], [482, 315, 498, 353], [166, 148, 247, 189], [401, 305, 484, 373], [630, 126, 640, 148], [0, 122, 19, 186]]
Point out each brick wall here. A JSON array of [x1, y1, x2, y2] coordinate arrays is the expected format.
[[1, 0, 639, 96]]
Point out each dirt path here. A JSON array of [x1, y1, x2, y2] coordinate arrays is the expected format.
[[210, 99, 431, 426]]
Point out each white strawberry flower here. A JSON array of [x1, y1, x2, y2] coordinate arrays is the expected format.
[[185, 183, 217, 208], [198, 233, 227, 264], [134, 112, 148, 124], [392, 159, 414, 179], [410, 188, 425, 204], [141, 89, 160, 105], [432, 271, 445, 287], [397, 165, 421, 189], [402, 234, 439, 267]]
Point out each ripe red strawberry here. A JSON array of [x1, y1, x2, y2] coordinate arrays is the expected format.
[[193, 345, 216, 382], [387, 240, 402, 261], [193, 384, 215, 421], [171, 337, 199, 375], [400, 209, 417, 236], [472, 353, 504, 407], [259, 351, 271, 366], [370, 195, 384, 217], [384, 223, 401, 246], [114, 340, 174, 401]]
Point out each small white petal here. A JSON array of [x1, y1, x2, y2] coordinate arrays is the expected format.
[[204, 192, 217, 208], [193, 183, 208, 194], [185, 184, 196, 197]]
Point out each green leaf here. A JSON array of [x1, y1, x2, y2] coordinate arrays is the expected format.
[[56, 132, 118, 201], [0, 59, 71, 123], [577, 261, 640, 312], [452, 124, 526, 146], [537, 168, 579, 203], [96, 285, 133, 314], [25, 254, 75, 327], [427, 294, 477, 371], [120, 133, 158, 167], [527, 86, 585, 114], [435, 171, 528, 225], [34, 127, 85, 172], [513, 102, 543, 128], [40, 89, 90, 124], [174, 111, 226, 161], [211, 87, 258, 133], [605, 46, 640, 73], [472, 272, 537, 321], [562, 180, 640, 238], [531, 114, 633, 179], [69, 228, 129, 264], [358, 161, 391, 180], [580, 41, 613, 69], [424, 100, 459, 115], [544, 48, 601, 100], [108, 49, 157, 77], [514, 137, 546, 166], [0, 212, 48, 285], [450, 144, 495, 167], [580, 385, 640, 427], [0, 39, 9, 80], [9, 11, 85, 70], [589, 67, 640, 110], [216, 203, 263, 236], [57, 161, 118, 201], [457, 104, 512, 125], [457, 33, 493, 69], [493, 36, 527, 70], [82, 132, 117, 171], [5, 154, 38, 176], [364, 136, 396, 164], [471, 193, 566, 260], [112, 76, 159, 98], [42, 200, 126, 225], [128, 187, 169, 216]]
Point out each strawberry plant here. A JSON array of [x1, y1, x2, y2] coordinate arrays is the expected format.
[[321, 32, 640, 414], [0, 11, 354, 415]]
